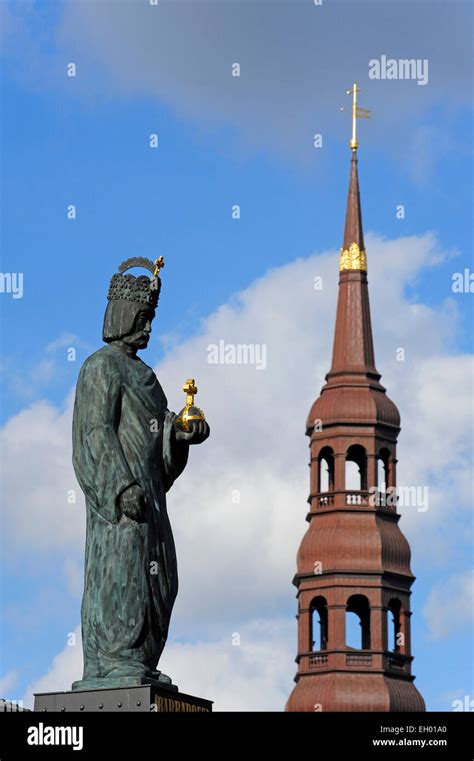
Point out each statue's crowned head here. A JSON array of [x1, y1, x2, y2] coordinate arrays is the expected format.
[[102, 257, 164, 345]]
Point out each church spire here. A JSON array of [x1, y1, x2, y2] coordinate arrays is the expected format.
[[329, 87, 377, 378], [340, 152, 366, 272], [286, 84, 424, 713]]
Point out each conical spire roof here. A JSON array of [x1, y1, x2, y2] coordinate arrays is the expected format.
[[329, 149, 376, 376], [306, 145, 400, 432]]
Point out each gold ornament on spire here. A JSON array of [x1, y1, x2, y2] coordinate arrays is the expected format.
[[340, 242, 367, 271]]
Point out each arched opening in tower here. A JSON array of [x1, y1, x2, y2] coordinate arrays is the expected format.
[[318, 447, 334, 492], [378, 448, 391, 492], [310, 596, 328, 651], [345, 594, 371, 650], [387, 598, 403, 653], [345, 444, 367, 491]]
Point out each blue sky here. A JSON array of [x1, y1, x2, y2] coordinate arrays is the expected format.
[[0, 0, 473, 710]]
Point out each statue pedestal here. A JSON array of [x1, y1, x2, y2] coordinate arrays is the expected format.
[[33, 684, 212, 713]]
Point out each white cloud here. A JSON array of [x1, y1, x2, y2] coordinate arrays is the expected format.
[[161, 618, 295, 711], [23, 620, 295, 711], [423, 570, 474, 641], [22, 626, 82, 709], [4, 1, 472, 167], [2, 232, 472, 707], [1, 333, 93, 401], [56, 0, 471, 142], [45, 333, 82, 354], [0, 670, 18, 697], [0, 392, 85, 554]]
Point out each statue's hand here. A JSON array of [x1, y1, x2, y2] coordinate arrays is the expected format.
[[174, 419, 210, 445], [120, 484, 147, 522]]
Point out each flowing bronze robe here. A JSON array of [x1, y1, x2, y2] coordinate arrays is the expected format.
[[72, 344, 188, 687]]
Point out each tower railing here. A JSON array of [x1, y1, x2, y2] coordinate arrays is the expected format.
[[298, 649, 412, 676], [308, 490, 397, 512]]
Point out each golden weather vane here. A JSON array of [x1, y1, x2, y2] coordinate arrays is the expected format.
[[340, 82, 371, 151]]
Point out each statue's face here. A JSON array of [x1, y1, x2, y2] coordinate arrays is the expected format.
[[122, 307, 155, 350]]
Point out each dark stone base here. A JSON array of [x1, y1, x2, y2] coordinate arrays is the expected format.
[[34, 684, 212, 713], [71, 671, 178, 692]]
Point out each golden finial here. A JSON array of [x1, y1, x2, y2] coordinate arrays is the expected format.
[[154, 256, 165, 276], [342, 82, 371, 151]]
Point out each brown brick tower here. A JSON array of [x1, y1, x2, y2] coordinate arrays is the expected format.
[[286, 86, 425, 712]]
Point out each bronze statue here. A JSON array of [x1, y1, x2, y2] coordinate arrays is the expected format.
[[71, 257, 209, 691]]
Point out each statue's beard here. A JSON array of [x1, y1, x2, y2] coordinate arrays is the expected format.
[[123, 331, 150, 350]]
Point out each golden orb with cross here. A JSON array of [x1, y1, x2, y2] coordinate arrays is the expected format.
[[176, 378, 206, 431]]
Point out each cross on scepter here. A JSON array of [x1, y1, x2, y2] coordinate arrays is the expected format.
[[154, 256, 165, 276], [183, 378, 198, 407], [176, 378, 205, 431], [341, 82, 371, 151]]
